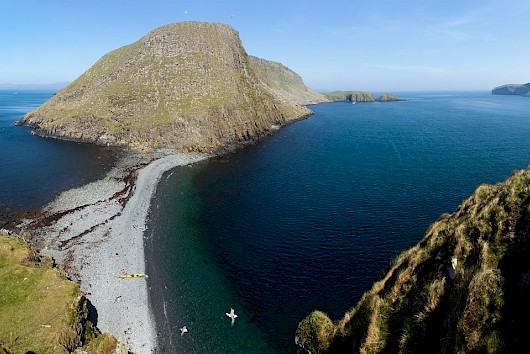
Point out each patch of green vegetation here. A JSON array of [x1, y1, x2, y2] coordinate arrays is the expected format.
[[296, 310, 335, 353], [83, 332, 125, 354], [0, 233, 75, 353], [0, 232, 122, 353], [378, 93, 400, 101]]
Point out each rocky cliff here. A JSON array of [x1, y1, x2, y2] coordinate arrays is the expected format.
[[492, 83, 530, 96], [18, 22, 319, 152], [296, 168, 530, 353]]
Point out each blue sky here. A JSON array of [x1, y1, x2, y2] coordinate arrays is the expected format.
[[1, 0, 529, 91]]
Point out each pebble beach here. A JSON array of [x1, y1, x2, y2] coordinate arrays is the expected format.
[[22, 152, 209, 353]]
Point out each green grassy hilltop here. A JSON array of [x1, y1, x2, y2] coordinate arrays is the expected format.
[[18, 22, 327, 153]]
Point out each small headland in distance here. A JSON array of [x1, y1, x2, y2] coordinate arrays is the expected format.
[[492, 82, 530, 96], [321, 90, 402, 103], [9, 21, 327, 353], [296, 168, 530, 353]]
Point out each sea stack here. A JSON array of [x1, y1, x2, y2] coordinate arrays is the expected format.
[[19, 22, 326, 152]]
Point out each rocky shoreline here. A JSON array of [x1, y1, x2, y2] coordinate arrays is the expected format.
[[19, 151, 209, 353]]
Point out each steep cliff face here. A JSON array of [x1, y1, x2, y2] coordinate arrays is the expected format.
[[297, 168, 530, 353], [492, 83, 530, 96], [18, 22, 313, 152], [248, 56, 328, 105]]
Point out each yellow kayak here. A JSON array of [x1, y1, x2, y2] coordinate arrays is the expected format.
[[119, 273, 145, 278]]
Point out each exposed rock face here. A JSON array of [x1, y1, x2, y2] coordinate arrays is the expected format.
[[296, 168, 530, 353], [492, 83, 530, 96], [18, 22, 319, 152]]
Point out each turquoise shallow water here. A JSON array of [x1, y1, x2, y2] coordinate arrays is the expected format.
[[147, 91, 530, 352], [0, 90, 118, 216]]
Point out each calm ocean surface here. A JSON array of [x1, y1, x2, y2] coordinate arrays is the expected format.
[[3, 90, 530, 352], [0, 90, 118, 217], [146, 91, 530, 353]]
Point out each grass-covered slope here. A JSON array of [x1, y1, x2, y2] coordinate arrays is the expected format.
[[249, 56, 328, 105], [0, 232, 124, 354], [19, 22, 312, 152], [296, 168, 530, 353]]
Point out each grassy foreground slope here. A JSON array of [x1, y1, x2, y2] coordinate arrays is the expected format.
[[297, 168, 530, 353], [0, 232, 124, 354]]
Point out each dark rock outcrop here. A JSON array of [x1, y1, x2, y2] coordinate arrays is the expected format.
[[18, 22, 324, 153]]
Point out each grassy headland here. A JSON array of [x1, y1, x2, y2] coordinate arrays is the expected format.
[[297, 168, 530, 353]]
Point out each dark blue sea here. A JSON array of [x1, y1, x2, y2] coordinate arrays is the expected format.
[[3, 90, 530, 352], [146, 91, 530, 353], [0, 90, 118, 217]]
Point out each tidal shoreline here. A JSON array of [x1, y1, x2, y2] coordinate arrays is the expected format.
[[19, 150, 209, 353]]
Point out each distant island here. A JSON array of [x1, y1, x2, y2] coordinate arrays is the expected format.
[[492, 83, 530, 96], [322, 90, 401, 102]]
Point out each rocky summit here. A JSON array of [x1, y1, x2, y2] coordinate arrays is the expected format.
[[18, 22, 327, 152]]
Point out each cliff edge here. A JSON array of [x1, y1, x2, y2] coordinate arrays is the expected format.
[[297, 168, 530, 353], [18, 22, 319, 152]]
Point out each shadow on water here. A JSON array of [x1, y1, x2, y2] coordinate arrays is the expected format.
[[86, 298, 98, 327]]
